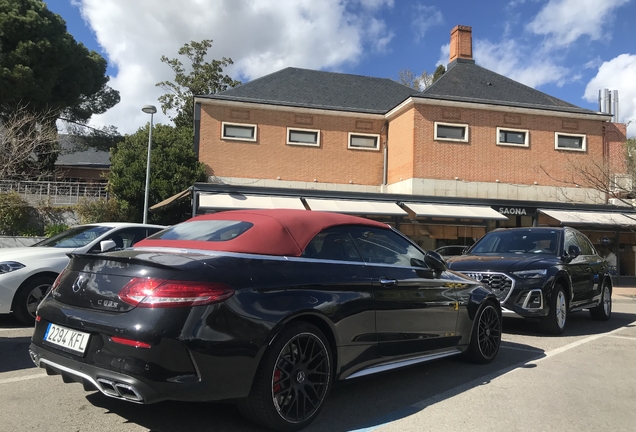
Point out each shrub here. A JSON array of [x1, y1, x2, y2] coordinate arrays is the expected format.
[[44, 224, 69, 237], [0, 192, 30, 235], [75, 198, 130, 224], [19, 227, 41, 237]]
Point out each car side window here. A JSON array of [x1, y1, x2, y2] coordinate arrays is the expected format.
[[88, 228, 153, 253], [564, 231, 577, 252], [348, 226, 426, 267], [302, 228, 363, 262], [575, 232, 594, 256]]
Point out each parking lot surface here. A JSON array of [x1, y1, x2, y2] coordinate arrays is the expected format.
[[2, 292, 636, 432]]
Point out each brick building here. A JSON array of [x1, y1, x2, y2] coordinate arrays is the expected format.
[[187, 25, 636, 277]]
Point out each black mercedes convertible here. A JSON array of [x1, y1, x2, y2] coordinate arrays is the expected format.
[[29, 209, 501, 431]]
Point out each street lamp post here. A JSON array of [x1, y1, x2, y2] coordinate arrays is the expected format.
[[141, 105, 157, 224]]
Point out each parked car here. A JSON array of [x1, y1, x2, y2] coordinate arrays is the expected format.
[[446, 227, 612, 335], [435, 245, 469, 259], [0, 223, 165, 325], [30, 209, 502, 431]]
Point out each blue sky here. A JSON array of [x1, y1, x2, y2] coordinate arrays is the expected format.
[[44, 0, 636, 136]]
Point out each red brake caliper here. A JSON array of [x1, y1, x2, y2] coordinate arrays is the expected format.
[[273, 369, 281, 393]]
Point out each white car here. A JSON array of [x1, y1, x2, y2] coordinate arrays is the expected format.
[[0, 222, 165, 325]]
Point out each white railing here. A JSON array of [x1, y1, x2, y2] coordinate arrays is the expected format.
[[0, 180, 109, 205]]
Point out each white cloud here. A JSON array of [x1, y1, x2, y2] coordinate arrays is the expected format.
[[584, 54, 636, 137], [75, 0, 394, 134], [411, 4, 443, 42], [474, 39, 571, 89], [526, 0, 630, 48]]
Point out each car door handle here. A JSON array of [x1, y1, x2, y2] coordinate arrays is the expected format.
[[380, 278, 398, 287]]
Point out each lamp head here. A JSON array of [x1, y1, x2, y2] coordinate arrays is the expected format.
[[142, 105, 157, 114]]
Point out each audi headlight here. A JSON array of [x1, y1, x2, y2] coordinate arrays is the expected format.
[[0, 261, 25, 274], [512, 269, 547, 279]]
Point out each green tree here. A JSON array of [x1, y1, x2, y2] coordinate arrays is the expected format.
[[109, 124, 207, 225], [0, 0, 120, 167], [432, 64, 446, 83], [156, 39, 240, 128], [397, 65, 445, 91]]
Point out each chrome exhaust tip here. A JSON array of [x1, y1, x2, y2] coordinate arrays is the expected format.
[[97, 378, 144, 402], [29, 350, 40, 366]]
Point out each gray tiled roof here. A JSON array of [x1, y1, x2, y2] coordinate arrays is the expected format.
[[200, 63, 606, 118], [55, 135, 110, 168], [420, 59, 605, 116], [200, 67, 418, 114]]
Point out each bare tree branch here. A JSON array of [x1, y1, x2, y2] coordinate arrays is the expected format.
[[0, 106, 59, 180], [539, 143, 635, 206]]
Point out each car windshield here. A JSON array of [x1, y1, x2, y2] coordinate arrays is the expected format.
[[33, 225, 112, 248], [147, 220, 253, 241], [470, 230, 559, 255]]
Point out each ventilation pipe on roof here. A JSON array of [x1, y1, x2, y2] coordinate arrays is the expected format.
[[613, 90, 619, 123], [598, 89, 620, 122]]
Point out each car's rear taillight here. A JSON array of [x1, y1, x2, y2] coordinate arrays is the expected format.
[[50, 269, 68, 293], [118, 278, 234, 308], [110, 336, 152, 349]]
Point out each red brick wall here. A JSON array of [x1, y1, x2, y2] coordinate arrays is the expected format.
[[387, 108, 415, 183], [199, 104, 386, 185], [198, 102, 611, 190], [606, 122, 628, 174], [56, 167, 108, 181], [410, 104, 606, 187]]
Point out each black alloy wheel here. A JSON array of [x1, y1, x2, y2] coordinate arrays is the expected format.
[[13, 275, 55, 326], [590, 281, 612, 321], [238, 322, 332, 431], [465, 302, 502, 364]]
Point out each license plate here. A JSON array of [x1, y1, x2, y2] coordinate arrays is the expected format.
[[44, 323, 90, 354]]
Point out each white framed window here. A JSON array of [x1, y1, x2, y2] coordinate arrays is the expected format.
[[287, 127, 320, 147], [555, 132, 586, 151], [348, 132, 380, 151], [497, 127, 529, 147], [434, 122, 469, 142], [221, 122, 257, 142]]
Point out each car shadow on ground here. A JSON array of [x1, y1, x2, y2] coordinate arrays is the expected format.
[[0, 315, 35, 373], [0, 336, 36, 373], [84, 338, 546, 432], [0, 314, 28, 328], [502, 309, 636, 337]]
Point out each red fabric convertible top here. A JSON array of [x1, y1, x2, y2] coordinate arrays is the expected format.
[[135, 209, 389, 257]]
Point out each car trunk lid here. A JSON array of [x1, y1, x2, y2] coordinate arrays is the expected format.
[[50, 252, 189, 312]]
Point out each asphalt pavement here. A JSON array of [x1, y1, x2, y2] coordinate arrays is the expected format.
[[1, 289, 636, 432]]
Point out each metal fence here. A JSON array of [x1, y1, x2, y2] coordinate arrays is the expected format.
[[0, 180, 109, 205]]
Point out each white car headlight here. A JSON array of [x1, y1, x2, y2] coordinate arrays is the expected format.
[[0, 261, 25, 274], [512, 269, 547, 279]]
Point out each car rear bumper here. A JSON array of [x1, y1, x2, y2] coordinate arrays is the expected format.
[[30, 300, 271, 403], [29, 345, 162, 403]]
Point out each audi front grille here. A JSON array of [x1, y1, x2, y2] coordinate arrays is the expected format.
[[462, 272, 514, 302]]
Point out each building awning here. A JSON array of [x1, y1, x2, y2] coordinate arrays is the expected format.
[[149, 187, 192, 211], [403, 203, 508, 220], [538, 209, 636, 227], [198, 193, 306, 210], [304, 198, 407, 215]]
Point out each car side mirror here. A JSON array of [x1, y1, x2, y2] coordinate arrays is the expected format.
[[568, 245, 581, 258], [562, 245, 581, 262], [100, 239, 117, 253], [424, 251, 447, 274]]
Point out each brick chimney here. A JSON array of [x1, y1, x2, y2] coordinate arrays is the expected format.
[[449, 25, 473, 63]]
